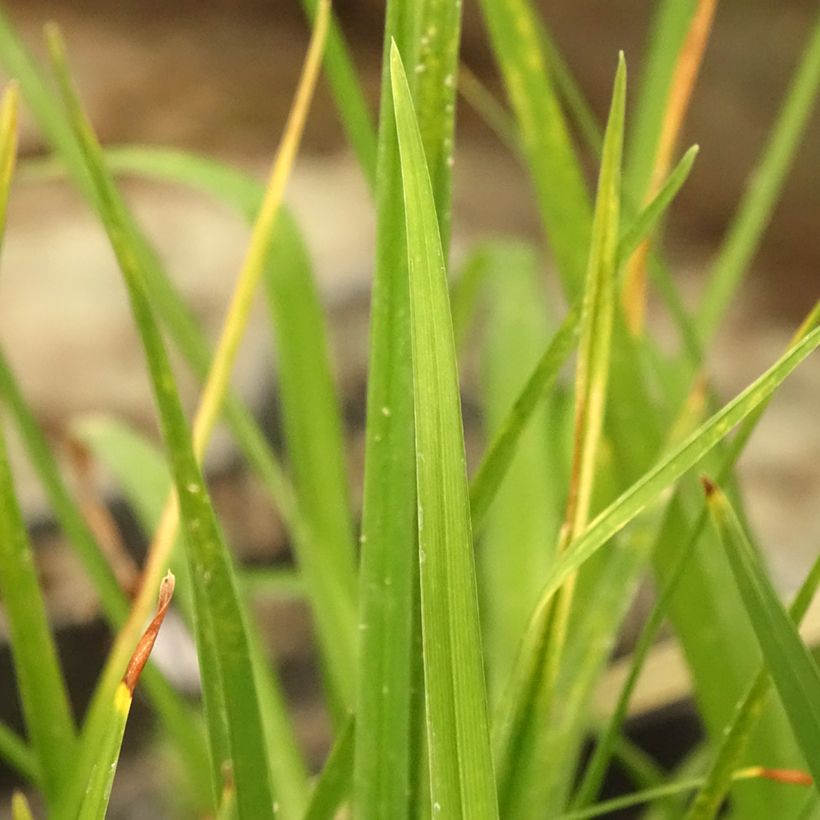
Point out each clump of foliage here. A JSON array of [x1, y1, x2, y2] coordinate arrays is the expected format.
[[0, 0, 819, 818]]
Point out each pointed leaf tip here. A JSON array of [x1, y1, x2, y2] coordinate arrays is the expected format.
[[700, 474, 718, 498], [122, 570, 175, 693]]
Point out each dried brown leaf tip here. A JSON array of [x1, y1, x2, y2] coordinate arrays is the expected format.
[[700, 474, 717, 498], [741, 765, 814, 787], [123, 570, 175, 694]]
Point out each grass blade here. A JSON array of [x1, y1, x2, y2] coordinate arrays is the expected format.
[[470, 302, 579, 528], [46, 8, 332, 814], [46, 28, 277, 819], [353, 3, 424, 816], [696, 7, 820, 342], [494, 54, 626, 817], [0, 420, 76, 804], [562, 767, 810, 820], [0, 725, 39, 787], [0, 83, 77, 806], [621, 0, 716, 334], [703, 478, 820, 794], [497, 324, 820, 782], [686, 550, 820, 819], [0, 350, 212, 809], [34, 137, 358, 730], [0, 81, 17, 241], [71, 413, 310, 816], [392, 42, 498, 819], [476, 0, 591, 296], [478, 242, 561, 700], [11, 792, 35, 820], [303, 717, 354, 820], [413, 0, 463, 253], [548, 324, 819, 602], [624, 0, 698, 200], [299, 0, 378, 188], [77, 573, 175, 820], [617, 144, 699, 267], [261, 208, 357, 718]]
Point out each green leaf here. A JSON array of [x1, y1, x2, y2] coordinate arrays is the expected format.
[[353, 4, 424, 817], [686, 550, 820, 820], [617, 144, 699, 266], [0, 725, 39, 787], [497, 324, 820, 789], [303, 716, 355, 820], [46, 139, 357, 730], [70, 415, 310, 818], [697, 7, 820, 342], [470, 302, 579, 528], [0, 16, 316, 805], [476, 0, 592, 297], [392, 42, 498, 819], [624, 0, 698, 201], [477, 242, 561, 700], [262, 210, 357, 718], [550, 323, 818, 593], [299, 0, 378, 189], [413, 0, 463, 253], [0, 350, 212, 810], [0, 84, 77, 805], [562, 772, 760, 820], [494, 54, 626, 818], [78, 573, 175, 820], [704, 479, 820, 794], [46, 28, 275, 819], [0, 426, 77, 804]]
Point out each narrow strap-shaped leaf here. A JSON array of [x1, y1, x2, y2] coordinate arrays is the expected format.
[[476, 0, 592, 297], [72, 413, 310, 816], [413, 0, 463, 253], [0, 348, 212, 809], [0, 83, 77, 806], [77, 573, 175, 820], [0, 80, 17, 243], [617, 144, 699, 267], [470, 301, 579, 527], [621, 0, 715, 334], [46, 29, 276, 819], [546, 325, 819, 609], [392, 42, 498, 819], [478, 242, 561, 700], [703, 479, 820, 795], [562, 767, 807, 820], [48, 8, 330, 814], [11, 792, 35, 820], [494, 55, 626, 818], [687, 551, 820, 819], [0, 724, 39, 787], [299, 0, 378, 189], [696, 5, 820, 343], [303, 716, 354, 820], [0, 8, 328, 758], [261, 209, 358, 719], [40, 138, 356, 731], [624, 0, 699, 201], [496, 324, 820, 780], [577, 302, 820, 813], [353, 3, 424, 817], [0, 347, 212, 808], [0, 424, 77, 803]]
